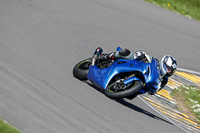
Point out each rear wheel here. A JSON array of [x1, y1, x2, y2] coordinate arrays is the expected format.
[[105, 79, 142, 99], [73, 58, 92, 80]]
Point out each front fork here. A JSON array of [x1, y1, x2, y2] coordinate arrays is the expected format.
[[91, 55, 97, 66], [91, 47, 103, 66]]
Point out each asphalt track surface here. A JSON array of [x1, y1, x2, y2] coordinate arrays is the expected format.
[[0, 0, 200, 133]]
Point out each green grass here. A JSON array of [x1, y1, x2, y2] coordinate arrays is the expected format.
[[0, 119, 21, 133], [145, 0, 200, 21], [171, 86, 200, 124]]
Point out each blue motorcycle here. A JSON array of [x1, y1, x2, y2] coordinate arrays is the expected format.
[[73, 47, 160, 99]]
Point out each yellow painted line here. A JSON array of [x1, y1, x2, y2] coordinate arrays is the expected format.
[[144, 97, 198, 126], [181, 113, 190, 119], [143, 97, 165, 108], [168, 79, 177, 86], [167, 78, 182, 89], [157, 89, 170, 95], [167, 82, 176, 88], [143, 97, 189, 118], [155, 93, 173, 102], [148, 99, 197, 125], [150, 103, 181, 118], [166, 83, 177, 89], [159, 89, 169, 94], [143, 91, 175, 104], [145, 98, 200, 129], [142, 73, 200, 131], [158, 107, 197, 125], [157, 90, 173, 101], [157, 90, 170, 96], [189, 73, 200, 84], [159, 109, 199, 131], [182, 117, 197, 125], [169, 78, 183, 86], [175, 71, 200, 84], [159, 109, 176, 119], [187, 125, 200, 132], [157, 93, 171, 100], [150, 103, 175, 114], [144, 97, 200, 130]]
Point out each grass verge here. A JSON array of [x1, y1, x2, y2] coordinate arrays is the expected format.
[[171, 85, 200, 125], [145, 0, 200, 21], [0, 119, 21, 133]]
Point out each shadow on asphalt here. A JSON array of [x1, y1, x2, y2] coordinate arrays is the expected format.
[[84, 80, 105, 93], [83, 80, 173, 125], [115, 98, 173, 125]]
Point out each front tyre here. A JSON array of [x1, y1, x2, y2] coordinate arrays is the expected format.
[[105, 80, 142, 99], [73, 58, 92, 80]]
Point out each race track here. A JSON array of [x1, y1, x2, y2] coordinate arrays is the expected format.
[[0, 0, 200, 133]]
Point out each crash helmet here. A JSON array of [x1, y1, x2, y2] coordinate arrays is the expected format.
[[160, 55, 177, 76]]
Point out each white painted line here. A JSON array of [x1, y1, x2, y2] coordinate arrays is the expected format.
[[139, 95, 189, 133], [177, 68, 200, 76]]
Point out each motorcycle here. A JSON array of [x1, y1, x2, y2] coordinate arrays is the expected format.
[[73, 47, 160, 99]]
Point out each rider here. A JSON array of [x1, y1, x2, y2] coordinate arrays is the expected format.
[[97, 47, 177, 95], [154, 55, 177, 94]]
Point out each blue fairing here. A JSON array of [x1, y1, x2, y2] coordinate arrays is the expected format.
[[87, 59, 161, 93]]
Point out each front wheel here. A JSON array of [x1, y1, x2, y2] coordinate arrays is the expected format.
[[105, 80, 142, 99], [73, 58, 92, 80]]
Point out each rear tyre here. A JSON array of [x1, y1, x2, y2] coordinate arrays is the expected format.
[[73, 58, 92, 80], [105, 80, 142, 99]]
